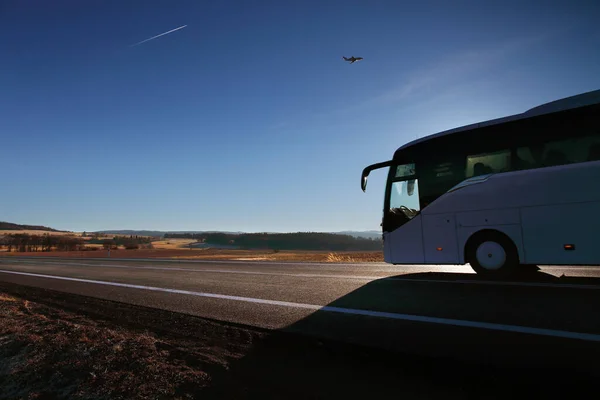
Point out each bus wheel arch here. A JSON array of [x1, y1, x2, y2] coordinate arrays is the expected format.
[[465, 229, 520, 277]]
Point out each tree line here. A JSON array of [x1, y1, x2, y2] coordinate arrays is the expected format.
[[164, 232, 382, 251], [1, 234, 85, 252], [1, 234, 153, 252], [95, 235, 154, 250]]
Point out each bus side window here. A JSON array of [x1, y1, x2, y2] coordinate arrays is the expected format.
[[539, 134, 600, 166], [515, 135, 600, 171], [542, 149, 569, 167], [473, 162, 492, 176], [514, 147, 537, 170], [473, 163, 485, 176], [587, 143, 600, 161], [466, 149, 510, 178]]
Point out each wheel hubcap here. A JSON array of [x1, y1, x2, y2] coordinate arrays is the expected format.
[[476, 241, 506, 270]]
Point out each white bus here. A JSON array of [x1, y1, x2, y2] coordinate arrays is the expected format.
[[361, 89, 600, 276]]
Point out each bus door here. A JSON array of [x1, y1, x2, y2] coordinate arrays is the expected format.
[[385, 176, 426, 263]]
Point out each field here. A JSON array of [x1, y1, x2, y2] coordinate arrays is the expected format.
[[0, 233, 384, 262], [151, 238, 198, 249], [0, 248, 384, 262]]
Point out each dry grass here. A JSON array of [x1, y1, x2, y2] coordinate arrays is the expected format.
[[0, 291, 217, 399], [174, 249, 384, 263], [0, 286, 424, 400], [151, 239, 199, 250], [324, 252, 379, 262], [0, 248, 384, 262], [0, 293, 17, 302]]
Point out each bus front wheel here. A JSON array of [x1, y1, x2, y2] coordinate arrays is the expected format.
[[467, 231, 519, 277]]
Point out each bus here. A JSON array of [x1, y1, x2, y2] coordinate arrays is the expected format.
[[361, 89, 600, 276]]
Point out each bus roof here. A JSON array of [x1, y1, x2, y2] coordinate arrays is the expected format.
[[394, 89, 600, 157]]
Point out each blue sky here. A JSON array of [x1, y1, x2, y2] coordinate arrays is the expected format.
[[2, 0, 599, 232]]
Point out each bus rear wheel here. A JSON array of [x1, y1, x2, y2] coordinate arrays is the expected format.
[[467, 232, 519, 278]]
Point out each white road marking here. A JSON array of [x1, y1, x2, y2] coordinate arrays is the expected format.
[[1, 269, 600, 342], [3, 260, 600, 290]]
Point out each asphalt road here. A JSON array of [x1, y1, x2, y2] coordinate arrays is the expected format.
[[1, 257, 600, 373]]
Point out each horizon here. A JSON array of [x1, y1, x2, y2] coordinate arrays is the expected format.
[[3, 1, 600, 232], [91, 229, 381, 234], [0, 220, 380, 235]]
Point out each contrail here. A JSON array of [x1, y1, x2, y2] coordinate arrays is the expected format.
[[130, 25, 187, 47]]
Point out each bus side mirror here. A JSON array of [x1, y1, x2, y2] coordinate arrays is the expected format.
[[361, 160, 395, 192], [361, 175, 368, 192]]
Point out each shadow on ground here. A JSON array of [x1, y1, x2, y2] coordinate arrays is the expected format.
[[204, 269, 600, 399], [394, 268, 600, 285]]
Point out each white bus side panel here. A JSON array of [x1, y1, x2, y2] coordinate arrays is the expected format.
[[422, 214, 459, 264], [521, 201, 600, 265], [387, 215, 425, 264], [456, 208, 520, 227]]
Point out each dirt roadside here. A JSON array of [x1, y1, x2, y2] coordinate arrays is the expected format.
[[0, 282, 593, 400]]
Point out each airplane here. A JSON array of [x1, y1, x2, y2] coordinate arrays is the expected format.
[[343, 56, 363, 64]]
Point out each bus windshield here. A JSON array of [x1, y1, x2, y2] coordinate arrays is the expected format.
[[383, 163, 421, 232], [390, 179, 420, 213]]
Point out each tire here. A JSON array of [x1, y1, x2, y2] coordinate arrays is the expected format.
[[467, 231, 519, 278]]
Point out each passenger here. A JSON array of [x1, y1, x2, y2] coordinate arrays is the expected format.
[[473, 162, 486, 177], [473, 162, 493, 176]]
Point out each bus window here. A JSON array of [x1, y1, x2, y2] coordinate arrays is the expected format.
[[417, 158, 465, 208], [515, 146, 539, 170], [395, 163, 416, 178], [466, 149, 511, 177], [588, 143, 600, 161], [568, 134, 600, 162], [515, 133, 600, 171], [542, 149, 569, 167], [540, 134, 600, 166]]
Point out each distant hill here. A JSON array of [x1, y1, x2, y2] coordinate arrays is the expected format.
[[0, 221, 64, 232], [93, 230, 168, 237], [335, 230, 381, 239], [94, 230, 244, 237], [94, 230, 381, 240]]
